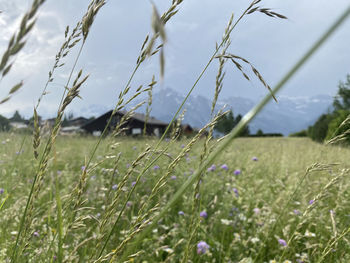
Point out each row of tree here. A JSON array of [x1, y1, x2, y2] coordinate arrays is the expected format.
[[291, 74, 350, 144]]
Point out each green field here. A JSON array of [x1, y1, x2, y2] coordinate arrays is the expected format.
[[1, 133, 350, 262]]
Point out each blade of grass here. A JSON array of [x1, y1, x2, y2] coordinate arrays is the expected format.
[[55, 173, 63, 263]]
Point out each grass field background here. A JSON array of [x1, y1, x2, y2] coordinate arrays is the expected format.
[[1, 133, 349, 262]]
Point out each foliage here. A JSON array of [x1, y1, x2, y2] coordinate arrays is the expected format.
[[256, 129, 264, 136], [325, 109, 350, 144], [10, 110, 24, 122], [214, 110, 250, 136], [333, 74, 350, 111], [308, 113, 334, 142], [0, 115, 10, 131], [289, 129, 308, 137]]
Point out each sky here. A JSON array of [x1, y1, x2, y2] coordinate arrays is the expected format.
[[0, 0, 349, 119]]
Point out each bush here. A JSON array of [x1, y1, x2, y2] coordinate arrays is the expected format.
[[0, 115, 10, 131], [325, 110, 350, 144], [308, 113, 333, 142], [289, 130, 308, 137]]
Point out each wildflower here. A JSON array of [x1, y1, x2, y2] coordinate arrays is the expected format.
[[251, 237, 260, 243], [308, 199, 314, 205], [304, 230, 316, 237], [293, 209, 301, 215], [283, 261, 292, 263], [57, 170, 62, 175], [126, 163, 131, 168], [112, 184, 118, 190], [278, 238, 287, 247], [200, 211, 208, 218], [221, 164, 229, 170], [233, 188, 239, 197], [252, 157, 258, 161], [90, 175, 96, 180], [178, 211, 185, 216], [207, 164, 216, 172], [253, 208, 260, 214], [269, 260, 277, 263], [132, 146, 137, 150], [131, 181, 136, 187], [171, 175, 177, 180], [126, 201, 132, 207], [181, 144, 185, 148], [234, 169, 241, 175], [96, 213, 101, 218], [0, 188, 4, 194], [81, 165, 86, 171], [153, 165, 160, 170], [197, 241, 209, 255], [33, 231, 39, 237]]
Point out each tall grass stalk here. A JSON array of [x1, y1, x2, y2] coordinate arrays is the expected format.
[[126, 4, 350, 259]]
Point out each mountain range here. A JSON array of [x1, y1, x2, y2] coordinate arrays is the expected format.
[[76, 88, 333, 136]]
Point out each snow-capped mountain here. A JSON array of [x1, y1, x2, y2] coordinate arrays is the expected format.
[[127, 88, 333, 135]]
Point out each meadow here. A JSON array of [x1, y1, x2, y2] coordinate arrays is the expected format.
[[1, 133, 350, 262], [1, 0, 350, 262]]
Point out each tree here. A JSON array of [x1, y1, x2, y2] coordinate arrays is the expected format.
[[333, 74, 350, 111], [11, 110, 24, 122], [308, 113, 333, 142], [325, 109, 350, 144], [235, 114, 250, 137], [214, 110, 250, 136], [215, 110, 235, 135], [0, 115, 10, 131], [256, 129, 264, 136]]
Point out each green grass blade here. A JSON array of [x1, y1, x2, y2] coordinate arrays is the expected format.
[[55, 174, 63, 263]]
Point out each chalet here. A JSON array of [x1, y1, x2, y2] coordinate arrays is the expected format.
[[67, 117, 89, 127], [81, 110, 168, 137]]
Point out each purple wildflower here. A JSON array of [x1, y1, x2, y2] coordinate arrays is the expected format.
[[57, 170, 62, 175], [309, 199, 315, 205], [171, 175, 177, 180], [252, 157, 258, 161], [126, 163, 131, 168], [197, 241, 209, 255], [0, 188, 4, 194], [233, 188, 239, 197], [112, 184, 118, 190], [221, 164, 229, 171], [278, 238, 287, 247], [132, 146, 137, 150], [178, 211, 185, 216], [293, 209, 301, 215], [200, 211, 208, 218], [81, 166, 86, 171], [126, 201, 132, 207], [234, 169, 241, 175], [207, 164, 216, 172], [33, 231, 39, 237], [153, 165, 160, 171], [181, 144, 185, 148], [131, 181, 136, 187]]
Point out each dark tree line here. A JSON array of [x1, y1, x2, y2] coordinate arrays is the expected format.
[[296, 74, 350, 144], [214, 110, 250, 136]]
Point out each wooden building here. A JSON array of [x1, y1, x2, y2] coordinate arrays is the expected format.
[[81, 110, 168, 137]]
